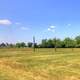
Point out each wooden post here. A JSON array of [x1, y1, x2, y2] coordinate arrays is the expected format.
[[33, 36, 35, 52], [72, 44, 74, 52]]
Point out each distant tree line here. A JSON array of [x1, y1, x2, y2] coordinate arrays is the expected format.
[[39, 35, 80, 48], [1, 35, 80, 48]]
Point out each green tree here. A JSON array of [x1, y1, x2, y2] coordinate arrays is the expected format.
[[55, 39, 62, 48], [75, 36, 80, 47], [27, 42, 33, 47], [47, 39, 54, 48], [63, 37, 74, 48], [6, 43, 14, 48], [41, 39, 48, 48], [16, 42, 26, 48]]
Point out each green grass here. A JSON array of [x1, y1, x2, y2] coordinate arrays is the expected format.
[[0, 48, 80, 80]]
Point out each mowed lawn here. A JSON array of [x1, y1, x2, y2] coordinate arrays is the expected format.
[[0, 48, 80, 80]]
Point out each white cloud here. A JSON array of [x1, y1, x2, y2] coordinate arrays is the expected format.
[[50, 29, 55, 32], [48, 28, 51, 31], [21, 27, 29, 30], [47, 25, 56, 32], [50, 26, 55, 29], [67, 24, 71, 26], [15, 22, 21, 25], [0, 19, 12, 25]]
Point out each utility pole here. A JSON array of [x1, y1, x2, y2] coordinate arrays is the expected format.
[[33, 36, 35, 52]]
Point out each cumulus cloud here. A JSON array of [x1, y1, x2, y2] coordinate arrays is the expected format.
[[50, 26, 55, 29], [64, 23, 71, 27], [48, 28, 55, 32], [67, 24, 71, 26], [47, 25, 56, 32], [15, 22, 21, 25], [48, 28, 51, 31], [0, 19, 12, 25], [21, 27, 29, 30]]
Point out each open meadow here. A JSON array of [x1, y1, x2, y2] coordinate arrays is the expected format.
[[0, 48, 80, 80]]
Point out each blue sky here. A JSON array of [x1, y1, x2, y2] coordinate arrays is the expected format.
[[0, 0, 80, 43]]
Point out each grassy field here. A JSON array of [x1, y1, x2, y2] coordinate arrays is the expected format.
[[0, 48, 80, 80]]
